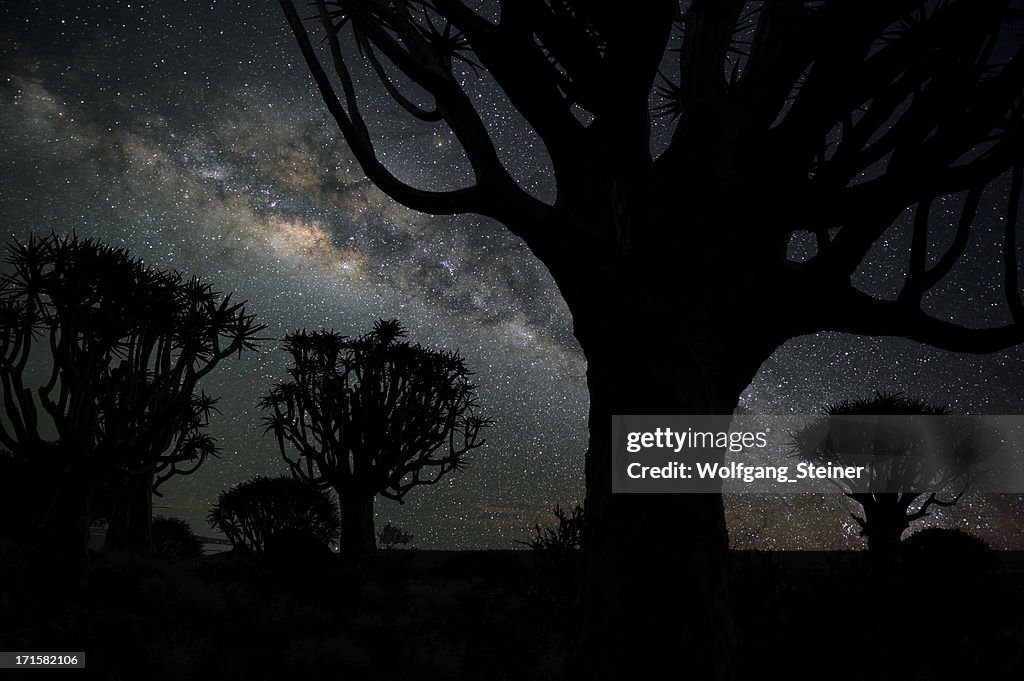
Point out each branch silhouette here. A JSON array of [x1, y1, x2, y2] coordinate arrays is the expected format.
[[260, 319, 490, 554]]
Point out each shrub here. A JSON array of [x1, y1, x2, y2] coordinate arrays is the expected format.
[[518, 504, 584, 612], [151, 516, 204, 562], [901, 527, 994, 564], [376, 523, 414, 549], [207, 476, 340, 553], [519, 504, 584, 552]]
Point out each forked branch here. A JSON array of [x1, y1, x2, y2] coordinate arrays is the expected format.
[[279, 0, 552, 240]]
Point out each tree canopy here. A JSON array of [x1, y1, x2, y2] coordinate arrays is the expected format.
[[0, 233, 262, 570], [261, 319, 489, 552], [792, 392, 987, 557]]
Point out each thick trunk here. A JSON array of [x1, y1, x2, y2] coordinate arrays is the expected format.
[[38, 471, 94, 598], [861, 496, 909, 567], [338, 487, 376, 555], [105, 472, 154, 555], [567, 296, 776, 681], [532, 152, 790, 678], [859, 497, 908, 670]]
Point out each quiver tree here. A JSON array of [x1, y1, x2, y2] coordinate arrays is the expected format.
[[103, 391, 221, 554], [792, 392, 985, 563], [0, 233, 262, 577], [276, 1, 1024, 676], [518, 503, 586, 611], [261, 319, 489, 554]]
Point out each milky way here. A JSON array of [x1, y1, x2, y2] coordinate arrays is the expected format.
[[2, 1, 1021, 548]]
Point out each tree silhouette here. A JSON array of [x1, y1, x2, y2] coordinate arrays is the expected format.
[[208, 475, 341, 553], [260, 319, 489, 554], [519, 503, 586, 613], [792, 392, 985, 563], [104, 391, 222, 554], [0, 233, 262, 580], [900, 527, 996, 576], [519, 503, 585, 553], [277, 1, 1024, 676], [150, 516, 205, 562]]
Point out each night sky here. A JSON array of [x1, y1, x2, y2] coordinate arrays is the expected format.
[[2, 1, 1022, 549]]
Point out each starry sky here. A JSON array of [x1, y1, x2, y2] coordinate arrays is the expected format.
[[2, 1, 1022, 549]]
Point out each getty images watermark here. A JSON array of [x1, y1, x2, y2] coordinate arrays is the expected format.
[[612, 414, 1024, 494]]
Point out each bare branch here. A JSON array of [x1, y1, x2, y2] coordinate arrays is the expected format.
[[825, 287, 1024, 354], [433, 0, 587, 175], [279, 0, 498, 217], [920, 186, 983, 292], [899, 195, 935, 306]]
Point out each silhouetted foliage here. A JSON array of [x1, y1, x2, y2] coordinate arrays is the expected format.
[[151, 516, 203, 562], [278, 1, 1024, 675], [377, 523, 414, 549], [902, 526, 994, 559], [0, 232, 262, 575], [207, 475, 340, 553], [261, 319, 490, 554], [901, 527, 999, 587], [518, 504, 585, 614], [792, 392, 985, 561], [519, 504, 585, 553]]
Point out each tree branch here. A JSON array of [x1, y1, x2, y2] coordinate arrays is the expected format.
[[280, 1, 496, 215], [434, 0, 587, 175], [824, 287, 1024, 353]]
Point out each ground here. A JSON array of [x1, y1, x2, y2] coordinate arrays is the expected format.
[[0, 541, 1021, 679]]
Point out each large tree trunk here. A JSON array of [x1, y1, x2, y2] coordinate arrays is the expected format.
[[338, 486, 376, 555], [860, 495, 911, 566], [565, 274, 780, 680], [105, 471, 154, 555], [38, 470, 94, 599]]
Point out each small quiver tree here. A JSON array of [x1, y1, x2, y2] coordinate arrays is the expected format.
[[261, 319, 490, 555], [792, 392, 986, 564], [518, 503, 585, 613]]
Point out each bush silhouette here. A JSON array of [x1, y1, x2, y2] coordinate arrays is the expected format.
[[151, 517, 204, 562], [207, 476, 340, 553], [902, 527, 998, 588], [519, 504, 584, 612], [519, 504, 584, 553], [376, 523, 414, 550], [901, 527, 994, 565]]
